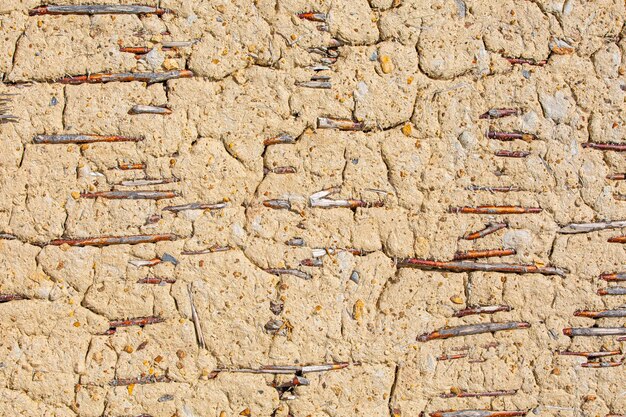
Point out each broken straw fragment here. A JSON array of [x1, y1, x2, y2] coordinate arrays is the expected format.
[[505, 57, 547, 66], [431, 411, 526, 417], [453, 249, 516, 260], [106, 316, 164, 334], [188, 284, 206, 349], [463, 223, 508, 240], [559, 220, 626, 234], [559, 350, 622, 358], [563, 327, 626, 337], [163, 202, 227, 212], [582, 142, 626, 152], [487, 131, 536, 142], [56, 70, 193, 85], [600, 273, 626, 282], [597, 287, 626, 295], [29, 5, 169, 15], [317, 117, 365, 131], [439, 390, 517, 398], [479, 109, 521, 119], [264, 268, 311, 280], [608, 236, 626, 243], [263, 199, 292, 210], [450, 206, 541, 214], [34, 134, 143, 144], [495, 150, 530, 158], [396, 258, 566, 277], [417, 322, 530, 342], [297, 12, 327, 22], [49, 233, 177, 247], [0, 294, 27, 303], [129, 105, 172, 115], [263, 134, 295, 146], [118, 162, 145, 170], [110, 375, 170, 386], [80, 190, 178, 200], [454, 305, 512, 318]]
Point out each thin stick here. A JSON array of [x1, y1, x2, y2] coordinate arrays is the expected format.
[[559, 220, 626, 234], [581, 361, 622, 368], [451, 206, 541, 214], [296, 81, 332, 89], [440, 390, 517, 398], [597, 287, 626, 295], [109, 375, 170, 387], [609, 236, 626, 243], [479, 109, 521, 119], [263, 199, 291, 210], [494, 150, 530, 158], [437, 353, 467, 361], [317, 117, 365, 131], [49, 233, 177, 247], [463, 223, 508, 240], [214, 362, 349, 375], [34, 134, 143, 144], [608, 174, 626, 180], [80, 190, 178, 200], [163, 202, 227, 212], [188, 284, 206, 349], [454, 305, 512, 318], [0, 294, 27, 303], [29, 5, 169, 16], [559, 350, 621, 358], [263, 134, 295, 146], [108, 316, 164, 330], [137, 277, 176, 284], [120, 46, 152, 54], [466, 186, 521, 192], [264, 166, 297, 174], [600, 273, 626, 282], [453, 249, 516, 260], [0, 233, 17, 240], [396, 258, 567, 277], [487, 131, 535, 142], [181, 245, 231, 255], [129, 105, 172, 115], [582, 142, 626, 152], [431, 410, 527, 417], [418, 322, 530, 342], [505, 57, 547, 66], [56, 70, 193, 85], [118, 162, 145, 170], [575, 309, 626, 318], [264, 268, 311, 280], [117, 178, 179, 186], [563, 327, 626, 337]]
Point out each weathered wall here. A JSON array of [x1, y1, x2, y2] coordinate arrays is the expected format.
[[1, 0, 626, 416]]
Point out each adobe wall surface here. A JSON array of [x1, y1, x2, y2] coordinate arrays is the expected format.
[[0, 1, 625, 416]]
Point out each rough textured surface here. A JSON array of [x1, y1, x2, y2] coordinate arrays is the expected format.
[[1, 0, 626, 416]]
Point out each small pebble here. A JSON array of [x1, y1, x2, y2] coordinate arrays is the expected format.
[[350, 270, 360, 284]]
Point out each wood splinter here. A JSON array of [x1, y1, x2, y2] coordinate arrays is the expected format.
[[418, 322, 530, 342], [128, 105, 172, 115], [439, 390, 517, 398], [563, 327, 626, 337], [265, 268, 311, 280], [50, 233, 177, 247], [559, 350, 622, 358], [463, 223, 508, 240], [56, 70, 193, 85], [600, 273, 626, 282], [454, 305, 512, 318], [451, 206, 541, 214], [80, 190, 178, 200], [430, 410, 527, 417], [34, 134, 143, 144], [29, 5, 169, 16], [188, 284, 206, 349], [397, 258, 566, 277], [453, 249, 516, 260]]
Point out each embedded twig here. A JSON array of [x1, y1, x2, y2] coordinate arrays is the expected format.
[[418, 322, 530, 342], [397, 258, 566, 276], [117, 178, 179, 186], [600, 273, 626, 282], [29, 5, 169, 15], [608, 236, 626, 243], [163, 202, 227, 212], [454, 305, 512, 318], [608, 174, 626, 180], [80, 190, 178, 200], [106, 316, 164, 335], [317, 117, 365, 131], [581, 361, 622, 368], [453, 249, 516, 260], [128, 105, 172, 115], [296, 80, 332, 89], [563, 327, 626, 337], [0, 233, 17, 240], [129, 253, 178, 267], [136, 277, 176, 285], [494, 150, 530, 158], [0, 93, 17, 124], [273, 376, 310, 389], [559, 350, 622, 358], [451, 206, 541, 214], [187, 284, 206, 349], [56, 70, 193, 85], [311, 247, 371, 257], [213, 362, 349, 375], [439, 390, 517, 398], [505, 57, 547, 66], [34, 134, 143, 144], [264, 268, 311, 280], [582, 142, 626, 152], [263, 134, 295, 146], [264, 166, 297, 174], [300, 258, 323, 267], [437, 353, 467, 361], [466, 186, 521, 192], [118, 162, 146, 170], [181, 245, 231, 255], [109, 375, 170, 386], [286, 238, 304, 247], [310, 188, 383, 209], [575, 309, 626, 318], [263, 199, 292, 210], [0, 294, 27, 303], [431, 410, 527, 417], [487, 131, 536, 142], [463, 223, 508, 240], [479, 109, 521, 119], [597, 287, 626, 295], [49, 233, 177, 247], [297, 12, 327, 22], [559, 220, 626, 234]]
